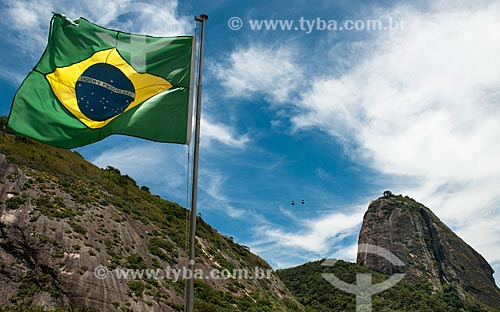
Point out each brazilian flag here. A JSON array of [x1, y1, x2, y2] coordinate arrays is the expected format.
[[6, 13, 194, 148]]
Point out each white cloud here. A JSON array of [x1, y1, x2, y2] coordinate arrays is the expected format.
[[3, 1, 54, 54], [262, 211, 363, 252], [201, 117, 250, 148], [91, 0, 193, 37], [249, 206, 365, 268], [213, 44, 302, 103], [200, 171, 244, 218], [5, 0, 193, 35], [331, 243, 358, 262], [292, 0, 500, 278]]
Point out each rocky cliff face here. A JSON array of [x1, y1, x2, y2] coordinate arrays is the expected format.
[[357, 194, 500, 309], [0, 134, 301, 311]]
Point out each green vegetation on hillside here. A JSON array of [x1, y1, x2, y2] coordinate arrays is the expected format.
[[278, 260, 496, 312], [0, 307, 97, 312], [0, 131, 301, 311]]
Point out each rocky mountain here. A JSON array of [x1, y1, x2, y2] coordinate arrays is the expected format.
[[0, 132, 302, 311], [357, 194, 500, 310]]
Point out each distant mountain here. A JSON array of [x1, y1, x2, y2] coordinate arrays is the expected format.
[[278, 195, 500, 312], [358, 195, 500, 310], [0, 131, 302, 311]]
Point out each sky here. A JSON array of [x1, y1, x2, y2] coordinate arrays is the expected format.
[[1, 0, 499, 285]]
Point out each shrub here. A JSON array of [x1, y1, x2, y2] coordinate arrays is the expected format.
[[6, 197, 25, 209]]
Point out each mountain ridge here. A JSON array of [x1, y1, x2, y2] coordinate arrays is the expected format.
[[0, 132, 302, 311]]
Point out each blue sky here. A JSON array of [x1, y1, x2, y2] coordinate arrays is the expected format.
[[1, 0, 500, 285]]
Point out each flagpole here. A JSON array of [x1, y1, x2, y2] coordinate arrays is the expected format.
[[185, 13, 208, 312]]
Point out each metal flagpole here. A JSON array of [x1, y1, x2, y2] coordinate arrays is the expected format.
[[185, 13, 208, 312]]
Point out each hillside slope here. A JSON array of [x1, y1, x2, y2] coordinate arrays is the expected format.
[[0, 132, 302, 312], [278, 259, 497, 312]]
